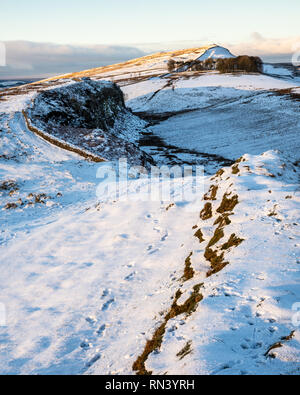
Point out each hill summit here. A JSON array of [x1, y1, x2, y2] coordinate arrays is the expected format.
[[197, 45, 236, 61]]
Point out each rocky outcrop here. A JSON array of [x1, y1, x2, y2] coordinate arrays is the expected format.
[[27, 79, 154, 166]]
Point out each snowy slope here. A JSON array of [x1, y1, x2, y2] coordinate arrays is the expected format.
[[0, 46, 299, 376], [146, 151, 300, 375], [122, 73, 299, 173], [0, 150, 299, 375], [197, 46, 236, 61], [124, 73, 299, 114], [263, 64, 294, 77], [0, 79, 152, 167]]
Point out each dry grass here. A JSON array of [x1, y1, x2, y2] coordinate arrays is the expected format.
[[264, 331, 295, 358], [207, 227, 225, 248], [204, 185, 218, 201], [132, 285, 203, 375], [166, 203, 175, 211], [177, 341, 193, 360], [221, 234, 244, 250], [133, 170, 245, 374], [4, 203, 18, 210], [200, 202, 213, 220], [194, 229, 205, 243], [203, 187, 243, 277], [0, 180, 18, 192], [214, 214, 232, 227], [211, 169, 225, 181], [232, 164, 240, 175], [205, 248, 228, 277], [274, 88, 300, 102], [182, 252, 194, 281], [217, 194, 239, 214], [268, 205, 278, 217], [36, 46, 212, 85]]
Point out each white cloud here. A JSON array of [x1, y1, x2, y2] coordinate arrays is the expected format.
[[225, 34, 300, 62], [0, 41, 146, 78]]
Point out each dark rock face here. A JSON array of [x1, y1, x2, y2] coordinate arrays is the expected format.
[[28, 79, 154, 166], [31, 80, 125, 131]]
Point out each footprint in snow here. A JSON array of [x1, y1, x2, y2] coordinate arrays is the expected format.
[[148, 248, 159, 255], [124, 272, 137, 281], [119, 234, 129, 239], [85, 353, 101, 369], [115, 233, 130, 241], [241, 343, 250, 350], [86, 316, 97, 326], [212, 361, 237, 375], [80, 341, 91, 350], [81, 262, 94, 268], [269, 326, 278, 334], [161, 232, 168, 242], [252, 342, 263, 350], [102, 298, 115, 311], [241, 339, 262, 350], [101, 289, 110, 299], [96, 324, 106, 337]]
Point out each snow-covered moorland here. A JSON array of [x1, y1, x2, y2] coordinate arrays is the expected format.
[[0, 47, 299, 375]]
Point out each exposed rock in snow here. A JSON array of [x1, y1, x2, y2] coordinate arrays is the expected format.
[[27, 79, 153, 166]]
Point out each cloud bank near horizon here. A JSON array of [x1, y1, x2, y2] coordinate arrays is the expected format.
[[226, 33, 300, 62], [0, 41, 146, 79], [1, 35, 299, 79]]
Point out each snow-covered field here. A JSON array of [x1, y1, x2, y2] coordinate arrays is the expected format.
[[124, 73, 299, 112], [0, 50, 299, 375], [122, 71, 300, 174]]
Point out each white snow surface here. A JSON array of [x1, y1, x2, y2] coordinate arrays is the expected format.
[[0, 148, 299, 375], [124, 73, 299, 114], [197, 46, 236, 61], [123, 72, 300, 173], [263, 64, 294, 77], [0, 55, 299, 375]]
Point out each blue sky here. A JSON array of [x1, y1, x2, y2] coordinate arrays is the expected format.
[[1, 0, 299, 78], [1, 0, 299, 45]]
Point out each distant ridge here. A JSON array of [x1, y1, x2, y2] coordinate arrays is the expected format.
[[34, 45, 215, 84]]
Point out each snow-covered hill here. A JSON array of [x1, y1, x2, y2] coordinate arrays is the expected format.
[[197, 45, 236, 61], [0, 46, 299, 375]]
